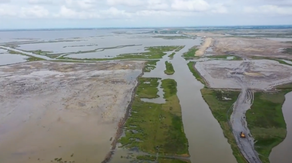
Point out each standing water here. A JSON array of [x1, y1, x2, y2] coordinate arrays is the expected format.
[[170, 39, 236, 163], [113, 38, 236, 163], [270, 92, 292, 163]]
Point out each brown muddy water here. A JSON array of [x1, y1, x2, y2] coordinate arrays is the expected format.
[[270, 92, 292, 163], [111, 38, 236, 163]]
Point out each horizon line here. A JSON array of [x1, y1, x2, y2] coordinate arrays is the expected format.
[[1, 24, 292, 31]]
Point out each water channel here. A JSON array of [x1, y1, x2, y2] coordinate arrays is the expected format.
[[270, 92, 292, 163], [111, 38, 236, 163]]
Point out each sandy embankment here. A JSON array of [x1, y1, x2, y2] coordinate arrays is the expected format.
[[0, 61, 144, 163], [195, 37, 213, 56]]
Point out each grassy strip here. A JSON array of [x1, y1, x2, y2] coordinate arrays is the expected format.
[[158, 158, 190, 163], [175, 46, 185, 52], [183, 46, 198, 59], [169, 52, 176, 59], [120, 78, 189, 158], [207, 55, 242, 60], [59, 46, 183, 61], [144, 60, 159, 72], [136, 78, 159, 99], [277, 59, 292, 66], [201, 88, 246, 163], [8, 50, 45, 61], [187, 62, 205, 85], [164, 61, 175, 75], [116, 46, 182, 60], [246, 89, 292, 163], [136, 155, 156, 161]]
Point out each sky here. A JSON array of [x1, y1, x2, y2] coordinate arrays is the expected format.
[[0, 0, 292, 29]]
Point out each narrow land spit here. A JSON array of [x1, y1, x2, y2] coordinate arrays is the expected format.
[[195, 37, 213, 56]]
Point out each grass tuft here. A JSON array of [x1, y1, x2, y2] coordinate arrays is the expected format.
[[164, 61, 175, 75]]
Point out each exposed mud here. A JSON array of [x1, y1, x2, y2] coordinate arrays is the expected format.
[[0, 61, 144, 163], [195, 60, 292, 90], [212, 37, 292, 59]]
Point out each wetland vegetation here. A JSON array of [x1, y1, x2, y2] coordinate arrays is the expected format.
[[8, 50, 45, 61], [169, 52, 176, 59], [188, 60, 291, 163], [144, 60, 159, 72], [119, 77, 189, 162], [164, 61, 175, 75], [187, 62, 205, 85], [60, 46, 184, 61], [183, 46, 198, 59], [201, 88, 246, 163], [246, 86, 292, 163], [200, 84, 292, 163]]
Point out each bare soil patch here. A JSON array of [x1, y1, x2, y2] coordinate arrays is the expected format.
[[195, 60, 292, 90], [196, 37, 213, 56], [212, 37, 292, 59], [0, 61, 144, 163]]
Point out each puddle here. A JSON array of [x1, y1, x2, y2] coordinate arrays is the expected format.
[[270, 91, 292, 163], [141, 79, 166, 104], [227, 56, 235, 60], [0, 53, 28, 66]]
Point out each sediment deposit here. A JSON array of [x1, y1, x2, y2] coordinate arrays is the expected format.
[[0, 61, 144, 163]]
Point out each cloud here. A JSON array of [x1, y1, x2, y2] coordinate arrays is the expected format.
[[0, 0, 10, 3], [0, 4, 17, 16], [211, 4, 228, 13], [56, 5, 101, 19], [147, 0, 169, 10], [20, 5, 49, 18], [28, 0, 54, 4], [171, 0, 210, 11], [107, 0, 144, 6], [101, 7, 132, 18], [0, 0, 291, 28], [244, 5, 292, 15]]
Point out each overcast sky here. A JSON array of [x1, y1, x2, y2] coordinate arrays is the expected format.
[[0, 0, 291, 29]]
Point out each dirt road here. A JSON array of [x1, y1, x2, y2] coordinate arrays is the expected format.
[[229, 60, 262, 163], [0, 46, 52, 60], [196, 38, 212, 56]]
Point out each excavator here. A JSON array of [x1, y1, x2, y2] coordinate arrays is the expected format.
[[240, 132, 246, 138]]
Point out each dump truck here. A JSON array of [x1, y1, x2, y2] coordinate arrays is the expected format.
[[240, 132, 246, 138]]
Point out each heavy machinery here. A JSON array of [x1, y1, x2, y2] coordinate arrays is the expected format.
[[240, 132, 246, 138]]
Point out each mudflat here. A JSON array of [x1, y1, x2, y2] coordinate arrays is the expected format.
[[0, 61, 144, 163]]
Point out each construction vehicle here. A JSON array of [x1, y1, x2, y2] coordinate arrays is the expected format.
[[240, 132, 246, 138]]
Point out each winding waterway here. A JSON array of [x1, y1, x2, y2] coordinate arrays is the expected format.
[[270, 92, 292, 163], [112, 38, 236, 163]]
